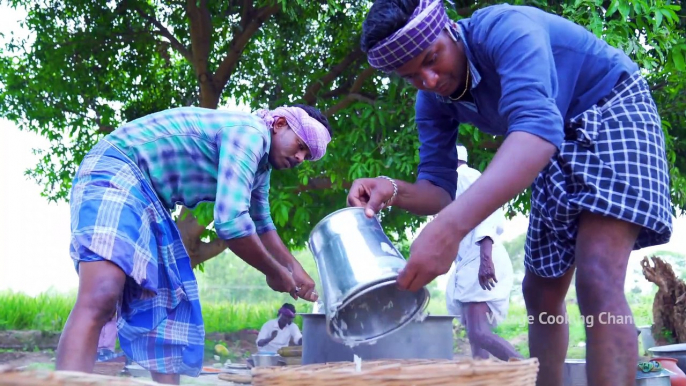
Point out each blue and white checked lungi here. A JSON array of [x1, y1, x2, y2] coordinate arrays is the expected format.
[[525, 71, 673, 278], [69, 140, 205, 376]]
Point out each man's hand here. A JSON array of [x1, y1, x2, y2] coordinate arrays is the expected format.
[[347, 178, 452, 217], [397, 215, 463, 292], [291, 264, 318, 302], [270, 330, 278, 339], [347, 177, 395, 217], [478, 237, 497, 291], [265, 264, 299, 299]]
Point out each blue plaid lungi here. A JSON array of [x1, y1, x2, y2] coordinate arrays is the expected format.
[[525, 71, 673, 278], [69, 140, 205, 376]]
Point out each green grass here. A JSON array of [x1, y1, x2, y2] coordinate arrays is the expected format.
[[0, 291, 75, 331], [0, 290, 287, 333]]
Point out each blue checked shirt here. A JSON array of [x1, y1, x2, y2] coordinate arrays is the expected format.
[[105, 106, 276, 240]]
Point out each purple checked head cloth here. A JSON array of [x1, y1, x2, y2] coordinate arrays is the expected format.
[[256, 106, 331, 161], [367, 0, 449, 73]]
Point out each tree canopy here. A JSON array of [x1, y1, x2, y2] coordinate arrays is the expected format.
[[1, 0, 685, 254]]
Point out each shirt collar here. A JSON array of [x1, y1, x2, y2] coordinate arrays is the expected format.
[[433, 20, 482, 104]]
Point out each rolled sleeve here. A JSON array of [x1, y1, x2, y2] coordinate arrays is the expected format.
[[214, 125, 269, 240], [415, 91, 460, 200], [478, 9, 565, 148], [250, 168, 276, 235]]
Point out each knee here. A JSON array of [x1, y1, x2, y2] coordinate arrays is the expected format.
[[523, 273, 566, 313], [75, 280, 121, 322], [576, 261, 624, 313], [466, 326, 491, 346]]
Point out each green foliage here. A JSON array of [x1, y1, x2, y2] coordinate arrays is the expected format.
[[0, 291, 73, 331], [0, 290, 293, 333], [1, 0, 685, 251]]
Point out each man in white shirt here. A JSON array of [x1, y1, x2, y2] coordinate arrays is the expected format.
[[445, 145, 521, 360], [255, 303, 303, 354]]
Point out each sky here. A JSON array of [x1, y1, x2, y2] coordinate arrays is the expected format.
[[0, 4, 684, 297]]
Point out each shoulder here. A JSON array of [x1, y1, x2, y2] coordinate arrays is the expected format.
[[466, 4, 553, 48], [211, 110, 268, 134], [262, 319, 277, 328]]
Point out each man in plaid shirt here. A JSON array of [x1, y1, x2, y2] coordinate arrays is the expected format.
[[56, 104, 332, 384]]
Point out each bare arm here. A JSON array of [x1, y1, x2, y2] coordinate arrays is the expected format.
[[440, 132, 555, 237], [391, 179, 453, 216], [259, 230, 298, 270], [257, 330, 278, 347], [347, 178, 452, 217], [223, 234, 284, 277]]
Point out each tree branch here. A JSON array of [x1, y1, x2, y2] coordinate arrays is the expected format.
[[324, 67, 377, 116], [213, 3, 280, 93], [302, 48, 365, 104], [132, 6, 193, 62], [187, 0, 217, 107]]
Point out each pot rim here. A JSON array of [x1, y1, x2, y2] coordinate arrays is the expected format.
[[324, 277, 430, 345], [650, 356, 680, 362], [649, 343, 686, 353]]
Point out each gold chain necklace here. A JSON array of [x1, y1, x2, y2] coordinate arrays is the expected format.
[[450, 64, 471, 101]]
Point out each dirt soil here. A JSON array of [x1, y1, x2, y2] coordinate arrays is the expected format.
[[0, 351, 54, 368], [0, 328, 526, 368], [205, 329, 260, 364]]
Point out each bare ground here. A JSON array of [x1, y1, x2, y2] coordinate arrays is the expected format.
[[0, 351, 54, 368], [0, 328, 527, 368]]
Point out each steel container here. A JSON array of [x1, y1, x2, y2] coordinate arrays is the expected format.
[[299, 313, 455, 364], [635, 370, 672, 386], [307, 207, 430, 344], [563, 359, 587, 386], [251, 353, 285, 367]]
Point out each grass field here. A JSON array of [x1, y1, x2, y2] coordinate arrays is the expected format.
[[0, 289, 656, 359]]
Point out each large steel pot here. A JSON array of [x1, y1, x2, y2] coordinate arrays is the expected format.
[[299, 313, 456, 364], [563, 359, 587, 386], [307, 207, 429, 345]]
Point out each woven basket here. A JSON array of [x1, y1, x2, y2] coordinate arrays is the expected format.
[[251, 358, 539, 386], [93, 362, 125, 377]]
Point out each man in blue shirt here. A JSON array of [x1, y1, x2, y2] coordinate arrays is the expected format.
[[347, 1, 672, 385]]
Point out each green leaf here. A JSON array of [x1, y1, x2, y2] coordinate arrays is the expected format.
[[672, 47, 686, 71], [619, 1, 631, 19]]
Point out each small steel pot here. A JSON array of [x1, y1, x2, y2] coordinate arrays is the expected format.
[[251, 353, 286, 367], [307, 207, 429, 345]]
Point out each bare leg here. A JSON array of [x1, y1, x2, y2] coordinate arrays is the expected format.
[[463, 302, 522, 361], [151, 372, 181, 385], [575, 212, 640, 386], [56, 261, 125, 372], [523, 267, 575, 386], [470, 341, 490, 359]]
